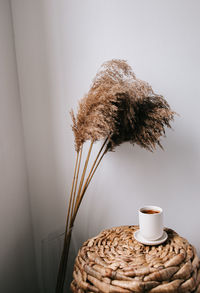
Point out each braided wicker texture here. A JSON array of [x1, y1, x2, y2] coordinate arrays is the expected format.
[[71, 226, 200, 293]]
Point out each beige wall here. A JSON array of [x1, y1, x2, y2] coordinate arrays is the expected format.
[[0, 0, 38, 292], [11, 0, 200, 292]]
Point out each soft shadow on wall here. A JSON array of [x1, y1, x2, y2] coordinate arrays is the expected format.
[[41, 228, 78, 292]]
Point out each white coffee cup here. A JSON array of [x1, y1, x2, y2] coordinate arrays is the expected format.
[[139, 205, 163, 240]]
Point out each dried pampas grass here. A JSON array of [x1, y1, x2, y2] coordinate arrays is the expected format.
[[71, 59, 174, 152], [56, 59, 175, 293]]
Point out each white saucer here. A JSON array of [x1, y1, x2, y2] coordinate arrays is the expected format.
[[134, 230, 168, 245]]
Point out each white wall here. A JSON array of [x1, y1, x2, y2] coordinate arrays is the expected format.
[[0, 0, 38, 292], [11, 0, 200, 292]]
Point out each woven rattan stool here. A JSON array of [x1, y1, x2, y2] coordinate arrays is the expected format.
[[71, 226, 200, 292]]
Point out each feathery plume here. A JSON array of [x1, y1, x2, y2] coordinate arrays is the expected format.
[[71, 59, 174, 152]]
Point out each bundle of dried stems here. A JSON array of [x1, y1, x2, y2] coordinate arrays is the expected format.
[[55, 59, 175, 293]]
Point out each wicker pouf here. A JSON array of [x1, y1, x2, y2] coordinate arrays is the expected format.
[[71, 226, 200, 293]]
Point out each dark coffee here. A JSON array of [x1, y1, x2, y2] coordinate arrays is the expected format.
[[142, 209, 160, 214]]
